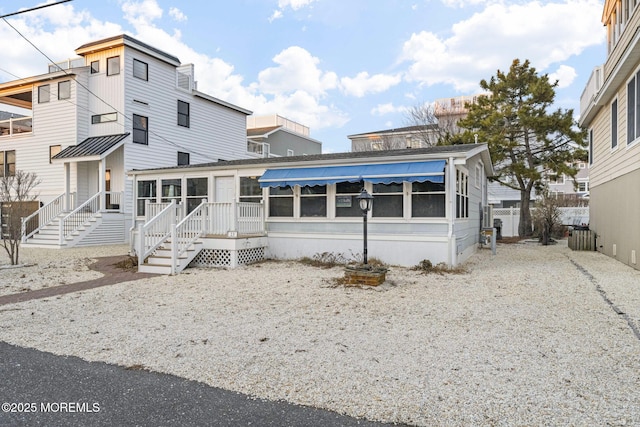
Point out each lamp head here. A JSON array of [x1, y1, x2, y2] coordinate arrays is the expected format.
[[355, 188, 374, 213]]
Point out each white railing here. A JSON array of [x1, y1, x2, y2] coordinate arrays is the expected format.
[[21, 193, 68, 242], [169, 201, 208, 274], [137, 200, 180, 266], [580, 65, 603, 117], [237, 202, 264, 235], [105, 191, 123, 211], [145, 201, 173, 221], [0, 116, 33, 137], [59, 193, 101, 245]]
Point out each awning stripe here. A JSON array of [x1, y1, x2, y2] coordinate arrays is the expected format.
[[259, 160, 445, 188]]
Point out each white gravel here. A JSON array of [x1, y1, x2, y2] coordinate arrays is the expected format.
[[1, 240, 639, 426]]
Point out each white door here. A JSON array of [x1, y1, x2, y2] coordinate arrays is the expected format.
[[215, 177, 235, 203]]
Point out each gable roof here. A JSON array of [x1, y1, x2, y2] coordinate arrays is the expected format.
[[53, 133, 130, 161], [247, 126, 281, 138]]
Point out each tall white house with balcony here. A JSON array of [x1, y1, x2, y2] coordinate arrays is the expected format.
[[0, 34, 251, 248], [579, 0, 640, 269]]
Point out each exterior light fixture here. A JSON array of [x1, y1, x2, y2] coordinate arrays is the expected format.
[[355, 188, 374, 265]]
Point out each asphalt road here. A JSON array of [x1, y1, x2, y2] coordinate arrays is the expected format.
[[0, 342, 401, 427]]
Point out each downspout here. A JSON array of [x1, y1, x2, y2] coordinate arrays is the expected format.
[[129, 173, 138, 256], [447, 157, 456, 266]]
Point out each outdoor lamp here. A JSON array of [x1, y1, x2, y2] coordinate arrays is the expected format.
[[355, 188, 374, 265], [356, 188, 374, 213]]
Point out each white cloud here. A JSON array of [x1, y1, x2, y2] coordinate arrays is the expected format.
[[340, 72, 402, 97], [269, 10, 283, 22], [277, 0, 317, 10], [548, 64, 577, 89], [401, 0, 604, 92], [169, 7, 187, 22], [371, 103, 403, 116], [121, 0, 163, 26]]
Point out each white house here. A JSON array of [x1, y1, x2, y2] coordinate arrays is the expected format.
[[0, 34, 252, 248], [128, 144, 494, 274], [246, 114, 322, 158]]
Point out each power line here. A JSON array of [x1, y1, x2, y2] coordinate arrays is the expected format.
[[0, 0, 73, 19]]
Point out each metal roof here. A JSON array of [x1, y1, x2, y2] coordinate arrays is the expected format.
[[53, 133, 129, 160]]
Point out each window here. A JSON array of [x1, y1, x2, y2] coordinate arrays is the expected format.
[[91, 113, 117, 124], [91, 60, 100, 74], [589, 129, 594, 165], [335, 181, 363, 217], [57, 80, 71, 100], [133, 59, 148, 80], [412, 180, 445, 217], [0, 150, 16, 177], [456, 170, 469, 219], [240, 177, 262, 203], [372, 183, 403, 217], [548, 174, 564, 185], [133, 114, 148, 145], [577, 181, 589, 192], [136, 180, 157, 216], [627, 69, 640, 144], [177, 151, 190, 166], [161, 179, 181, 203], [300, 185, 326, 217], [268, 186, 293, 217], [177, 100, 190, 127], [38, 85, 50, 103], [107, 56, 120, 76], [611, 98, 618, 149], [49, 145, 61, 163], [186, 177, 208, 213]]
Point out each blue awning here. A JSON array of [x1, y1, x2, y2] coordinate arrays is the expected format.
[[259, 160, 446, 188]]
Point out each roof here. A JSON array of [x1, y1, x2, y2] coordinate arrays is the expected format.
[[347, 125, 438, 139], [53, 133, 130, 161], [130, 143, 493, 176], [247, 126, 281, 138], [76, 34, 181, 66]]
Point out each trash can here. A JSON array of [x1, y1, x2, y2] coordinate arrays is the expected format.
[[493, 218, 503, 240]]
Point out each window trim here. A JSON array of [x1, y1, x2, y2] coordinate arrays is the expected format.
[[107, 56, 120, 76], [91, 112, 117, 124], [177, 100, 190, 128], [90, 60, 100, 74], [58, 80, 71, 100], [177, 151, 190, 166], [132, 114, 149, 145], [611, 97, 618, 151], [0, 150, 16, 177], [133, 58, 148, 81], [49, 145, 61, 164], [38, 84, 50, 104]]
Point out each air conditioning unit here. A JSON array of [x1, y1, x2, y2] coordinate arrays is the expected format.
[[482, 205, 493, 229]]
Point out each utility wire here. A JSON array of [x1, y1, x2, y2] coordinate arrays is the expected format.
[[0, 0, 73, 19]]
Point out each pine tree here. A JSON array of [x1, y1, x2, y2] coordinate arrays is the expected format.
[[457, 59, 587, 237]]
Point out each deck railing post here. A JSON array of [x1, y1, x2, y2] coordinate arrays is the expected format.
[[170, 223, 177, 275]]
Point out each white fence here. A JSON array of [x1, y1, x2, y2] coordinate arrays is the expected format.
[[493, 207, 589, 237]]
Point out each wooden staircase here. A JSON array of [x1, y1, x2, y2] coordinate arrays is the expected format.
[[22, 212, 126, 248], [138, 239, 203, 274]]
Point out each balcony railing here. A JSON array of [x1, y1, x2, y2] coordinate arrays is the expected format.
[[580, 65, 603, 118], [0, 116, 33, 137]]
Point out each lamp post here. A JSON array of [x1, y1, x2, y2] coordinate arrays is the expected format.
[[355, 188, 374, 265]]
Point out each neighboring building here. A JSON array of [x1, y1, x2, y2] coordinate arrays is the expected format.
[[128, 144, 494, 274], [348, 125, 439, 152], [579, 0, 640, 269], [0, 34, 251, 248], [246, 114, 322, 157]]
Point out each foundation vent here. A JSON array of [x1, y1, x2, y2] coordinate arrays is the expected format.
[[632, 250, 637, 265], [613, 244, 617, 257]]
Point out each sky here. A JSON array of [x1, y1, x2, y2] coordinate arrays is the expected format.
[[0, 0, 606, 153]]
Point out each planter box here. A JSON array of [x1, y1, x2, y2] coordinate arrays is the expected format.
[[344, 266, 387, 286]]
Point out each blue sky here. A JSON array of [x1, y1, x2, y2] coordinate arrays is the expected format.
[[1, 0, 606, 153]]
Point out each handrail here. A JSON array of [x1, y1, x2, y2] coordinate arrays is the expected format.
[[137, 200, 178, 266], [21, 193, 66, 243], [59, 192, 101, 245], [170, 200, 208, 274]]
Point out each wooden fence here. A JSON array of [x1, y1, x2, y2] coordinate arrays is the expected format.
[[568, 229, 595, 251]]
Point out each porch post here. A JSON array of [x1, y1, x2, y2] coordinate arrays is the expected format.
[[64, 162, 71, 211], [99, 158, 106, 211], [447, 157, 456, 266]]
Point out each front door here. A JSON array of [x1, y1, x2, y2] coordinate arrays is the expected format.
[[215, 177, 235, 203]]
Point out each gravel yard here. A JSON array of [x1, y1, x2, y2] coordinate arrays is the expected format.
[[1, 241, 639, 426]]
